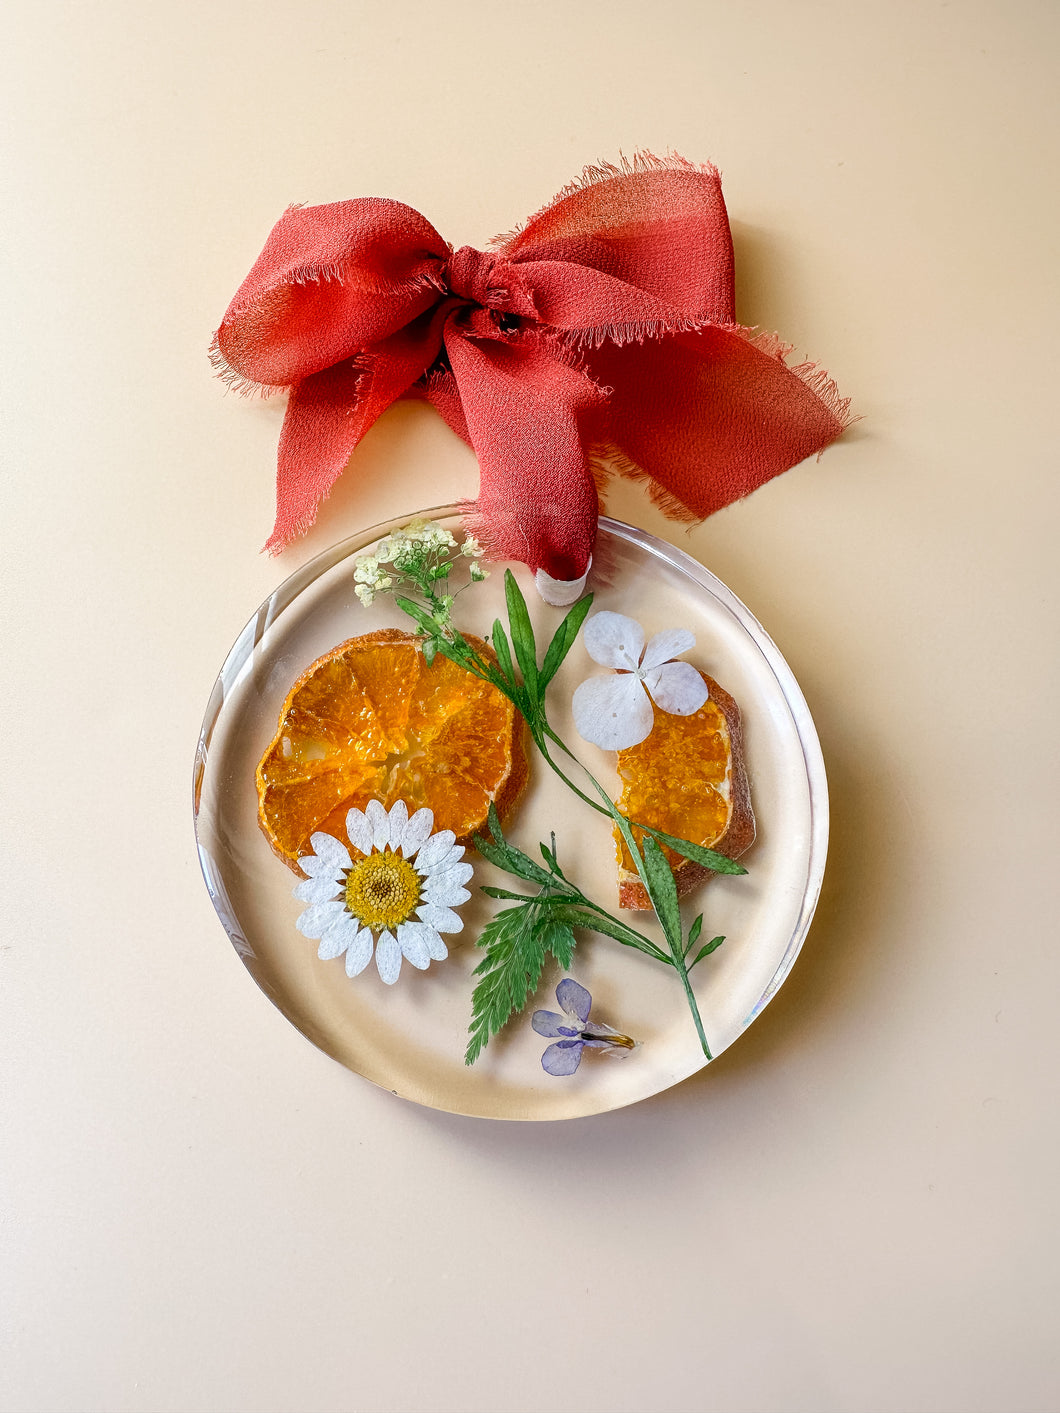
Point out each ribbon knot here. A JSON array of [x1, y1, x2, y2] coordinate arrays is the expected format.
[[212, 154, 850, 592], [445, 246, 518, 314]]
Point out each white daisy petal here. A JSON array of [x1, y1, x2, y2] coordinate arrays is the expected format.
[[375, 931, 402, 984], [415, 845, 464, 879], [295, 900, 347, 938], [293, 875, 344, 905], [426, 860, 474, 889], [308, 832, 352, 872], [415, 830, 458, 870], [425, 929, 448, 961], [396, 922, 432, 970], [640, 627, 696, 672], [416, 903, 465, 934], [571, 672, 654, 750], [344, 807, 374, 857], [423, 876, 472, 908], [365, 798, 391, 851], [387, 800, 409, 848], [643, 660, 709, 716], [344, 928, 374, 977], [298, 853, 345, 880], [399, 807, 435, 857], [318, 914, 358, 961], [582, 611, 645, 671]]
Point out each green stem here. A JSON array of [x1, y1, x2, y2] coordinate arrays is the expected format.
[[672, 950, 712, 1060], [531, 728, 608, 815]]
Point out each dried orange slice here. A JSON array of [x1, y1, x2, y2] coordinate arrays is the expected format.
[[614, 672, 754, 910], [257, 629, 528, 872]]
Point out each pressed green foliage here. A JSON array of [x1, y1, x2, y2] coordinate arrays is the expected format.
[[380, 524, 745, 1064], [643, 826, 748, 875], [688, 936, 725, 971], [539, 593, 594, 689], [503, 570, 539, 699]]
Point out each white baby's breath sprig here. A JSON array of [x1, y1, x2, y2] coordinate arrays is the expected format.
[[351, 519, 488, 626]]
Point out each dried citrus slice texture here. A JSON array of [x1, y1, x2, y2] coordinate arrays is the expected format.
[[257, 629, 528, 871], [614, 672, 754, 910]]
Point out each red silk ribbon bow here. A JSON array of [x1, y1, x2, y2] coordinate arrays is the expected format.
[[212, 154, 849, 586]]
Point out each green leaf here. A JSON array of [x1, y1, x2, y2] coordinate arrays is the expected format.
[[474, 839, 556, 895], [490, 618, 516, 687], [539, 838, 560, 874], [639, 835, 683, 952], [688, 936, 725, 971], [473, 804, 561, 890], [642, 826, 747, 876], [503, 570, 539, 699], [464, 902, 577, 1065], [539, 592, 594, 689], [684, 913, 704, 957], [479, 885, 541, 901], [394, 595, 438, 634], [552, 906, 669, 964], [536, 916, 576, 971]]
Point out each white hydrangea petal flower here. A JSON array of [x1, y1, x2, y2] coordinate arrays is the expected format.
[[423, 874, 472, 907], [344, 807, 374, 858], [365, 799, 391, 851], [396, 922, 432, 970], [318, 914, 358, 961], [307, 832, 352, 872], [640, 628, 696, 672], [387, 800, 409, 847], [572, 672, 654, 751], [375, 931, 402, 984], [582, 611, 645, 671], [295, 900, 347, 938], [643, 661, 709, 716], [293, 875, 343, 905], [416, 903, 465, 934], [345, 928, 374, 977], [415, 830, 459, 870], [399, 807, 435, 858]]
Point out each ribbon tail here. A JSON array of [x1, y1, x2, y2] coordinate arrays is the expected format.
[[587, 326, 851, 519], [265, 307, 449, 551], [445, 333, 605, 581]]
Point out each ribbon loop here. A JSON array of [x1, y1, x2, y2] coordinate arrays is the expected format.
[[213, 154, 850, 585]]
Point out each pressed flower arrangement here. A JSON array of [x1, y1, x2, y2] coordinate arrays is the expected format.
[[274, 518, 752, 1076]]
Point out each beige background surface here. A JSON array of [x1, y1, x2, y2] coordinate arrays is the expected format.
[[3, 3, 1058, 1411]]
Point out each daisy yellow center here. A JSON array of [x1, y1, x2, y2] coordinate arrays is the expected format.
[[345, 850, 422, 930]]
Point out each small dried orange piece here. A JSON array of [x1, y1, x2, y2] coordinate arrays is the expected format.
[[614, 672, 755, 910], [257, 629, 528, 871]]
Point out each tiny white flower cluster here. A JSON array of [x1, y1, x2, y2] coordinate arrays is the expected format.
[[353, 554, 395, 606], [352, 519, 488, 606]]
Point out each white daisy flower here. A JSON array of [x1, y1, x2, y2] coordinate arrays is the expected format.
[[571, 610, 709, 751], [293, 800, 473, 985]]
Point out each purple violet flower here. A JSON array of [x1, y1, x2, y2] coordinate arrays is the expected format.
[[531, 978, 637, 1076]]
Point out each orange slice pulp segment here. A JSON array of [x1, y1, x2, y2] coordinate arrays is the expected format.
[[257, 629, 528, 871], [614, 672, 754, 910]]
